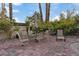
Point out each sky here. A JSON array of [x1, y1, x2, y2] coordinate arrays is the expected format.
[[0, 3, 79, 23]]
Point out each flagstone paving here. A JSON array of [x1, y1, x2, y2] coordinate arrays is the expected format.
[[0, 35, 79, 56]]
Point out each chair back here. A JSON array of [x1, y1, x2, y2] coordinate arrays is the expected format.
[[57, 29, 64, 36]]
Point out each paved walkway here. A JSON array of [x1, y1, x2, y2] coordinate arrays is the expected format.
[[0, 35, 79, 56]]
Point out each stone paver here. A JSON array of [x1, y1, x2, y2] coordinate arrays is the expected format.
[[0, 35, 79, 56], [70, 43, 79, 55]]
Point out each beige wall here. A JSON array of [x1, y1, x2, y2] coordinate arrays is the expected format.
[[0, 26, 27, 40]]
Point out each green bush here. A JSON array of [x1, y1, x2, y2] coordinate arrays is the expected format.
[[25, 19, 53, 32], [37, 20, 45, 31], [51, 19, 77, 35], [0, 18, 13, 38], [13, 26, 20, 32], [0, 18, 13, 32], [37, 20, 52, 32], [25, 21, 30, 26], [44, 21, 52, 30]]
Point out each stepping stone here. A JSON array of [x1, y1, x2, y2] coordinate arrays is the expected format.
[[6, 48, 17, 56], [77, 39, 79, 41], [70, 43, 79, 54], [0, 49, 9, 56]]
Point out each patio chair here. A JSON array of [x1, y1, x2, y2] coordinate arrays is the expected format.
[[20, 30, 29, 43], [56, 29, 66, 41], [15, 31, 29, 46]]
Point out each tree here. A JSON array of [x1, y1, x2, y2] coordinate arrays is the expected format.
[[45, 3, 50, 22], [34, 12, 41, 20], [1, 3, 6, 18], [74, 14, 79, 22], [39, 3, 43, 22], [66, 9, 75, 19], [9, 3, 12, 20], [60, 13, 65, 20]]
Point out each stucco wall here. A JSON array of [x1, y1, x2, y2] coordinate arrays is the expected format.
[[0, 26, 27, 40], [0, 32, 7, 40]]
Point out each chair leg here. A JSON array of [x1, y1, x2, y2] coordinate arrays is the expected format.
[[35, 39, 39, 42], [64, 39, 66, 42], [56, 38, 58, 41], [21, 42, 25, 46]]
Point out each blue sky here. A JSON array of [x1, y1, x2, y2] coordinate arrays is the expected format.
[[0, 3, 79, 23]]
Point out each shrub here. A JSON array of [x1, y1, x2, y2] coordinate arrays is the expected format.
[[0, 18, 13, 32], [13, 26, 20, 32], [37, 20, 45, 32], [51, 19, 77, 35], [0, 18, 13, 38], [25, 21, 30, 27], [44, 21, 52, 30]]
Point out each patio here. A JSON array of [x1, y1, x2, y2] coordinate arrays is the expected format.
[[0, 35, 79, 56]]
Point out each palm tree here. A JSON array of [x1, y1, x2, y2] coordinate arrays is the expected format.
[[45, 3, 50, 22], [39, 3, 43, 22], [1, 3, 6, 18], [9, 3, 12, 20]]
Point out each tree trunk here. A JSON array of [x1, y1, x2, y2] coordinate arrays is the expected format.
[[39, 3, 43, 22], [45, 3, 50, 22], [1, 3, 6, 18], [9, 3, 12, 20]]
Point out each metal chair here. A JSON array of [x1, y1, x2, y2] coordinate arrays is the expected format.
[[56, 29, 66, 41]]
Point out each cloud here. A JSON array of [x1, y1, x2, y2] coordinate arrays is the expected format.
[[0, 4, 1, 8], [50, 10, 79, 22], [61, 11, 67, 18], [50, 3, 59, 19], [50, 3, 58, 12], [50, 15, 60, 21], [29, 12, 33, 15], [5, 6, 19, 17], [61, 10, 79, 18], [13, 9, 19, 13], [73, 10, 79, 15], [73, 3, 79, 6], [75, 10, 79, 14], [13, 17, 20, 22], [13, 17, 25, 23], [5, 6, 9, 16], [61, 11, 67, 16], [13, 3, 23, 6], [5, 6, 19, 13], [50, 11, 68, 21]]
